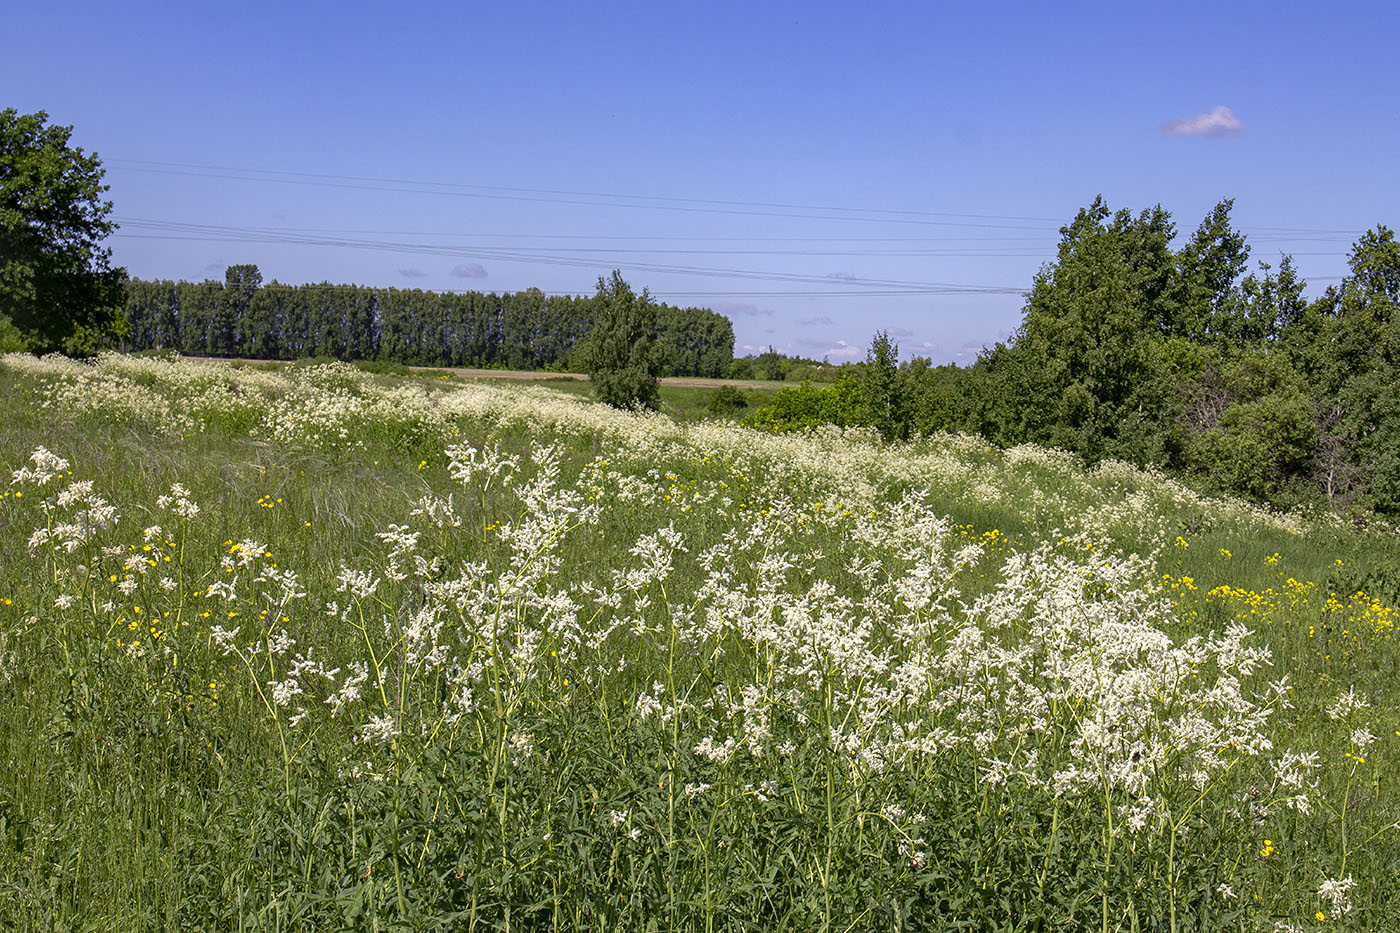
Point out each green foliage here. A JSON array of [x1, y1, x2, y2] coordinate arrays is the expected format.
[[860, 330, 907, 440], [705, 384, 749, 416], [976, 197, 1183, 463], [0, 313, 27, 352], [745, 334, 917, 438], [1161, 198, 1251, 344], [1177, 350, 1315, 506], [962, 201, 1400, 519], [0, 108, 128, 354], [783, 361, 836, 383], [732, 347, 838, 382], [223, 263, 262, 298], [576, 270, 666, 410], [753, 345, 786, 380], [624, 196, 1400, 525], [123, 272, 736, 375], [1190, 391, 1316, 504], [1320, 227, 1400, 513], [350, 358, 454, 380], [903, 357, 977, 435], [655, 305, 735, 377], [745, 370, 864, 432]]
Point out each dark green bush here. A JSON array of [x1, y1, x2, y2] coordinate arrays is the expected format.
[[706, 385, 749, 417]]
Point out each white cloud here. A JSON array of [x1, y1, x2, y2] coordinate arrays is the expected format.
[[797, 315, 833, 326], [1161, 105, 1245, 138], [820, 339, 863, 360], [398, 267, 430, 278], [451, 263, 487, 279], [714, 301, 772, 317]]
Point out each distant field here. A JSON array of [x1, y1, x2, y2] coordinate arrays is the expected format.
[[2, 352, 1397, 931], [183, 354, 787, 423], [444, 366, 776, 390], [182, 354, 780, 388]]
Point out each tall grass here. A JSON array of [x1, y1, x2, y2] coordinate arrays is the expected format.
[[0, 353, 1397, 931]]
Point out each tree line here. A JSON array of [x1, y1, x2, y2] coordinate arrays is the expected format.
[[121, 266, 736, 377], [12, 108, 1400, 518], [750, 198, 1400, 517]]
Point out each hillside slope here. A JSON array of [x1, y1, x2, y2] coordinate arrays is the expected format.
[[2, 352, 1396, 930]]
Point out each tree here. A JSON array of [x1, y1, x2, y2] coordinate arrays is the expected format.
[[576, 270, 666, 409], [224, 263, 262, 299], [1321, 226, 1400, 512], [753, 346, 786, 381], [0, 108, 126, 353], [861, 330, 907, 440], [978, 197, 1179, 463], [1161, 199, 1250, 343]]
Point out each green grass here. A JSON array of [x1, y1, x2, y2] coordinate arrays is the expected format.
[[1, 353, 1398, 931], [450, 373, 785, 424]]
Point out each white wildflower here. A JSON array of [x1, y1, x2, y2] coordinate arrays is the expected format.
[[359, 714, 400, 745], [335, 564, 381, 600], [509, 731, 535, 765], [1327, 687, 1369, 721], [1318, 876, 1356, 918], [11, 447, 70, 486]]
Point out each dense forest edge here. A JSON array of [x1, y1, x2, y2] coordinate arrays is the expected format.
[[742, 199, 1400, 521], [119, 267, 736, 377]]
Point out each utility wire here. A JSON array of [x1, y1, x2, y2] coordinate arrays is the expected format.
[[113, 218, 1028, 295], [109, 158, 1065, 229], [107, 159, 1378, 244]]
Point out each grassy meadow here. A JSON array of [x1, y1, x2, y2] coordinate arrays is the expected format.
[[0, 352, 1397, 931]]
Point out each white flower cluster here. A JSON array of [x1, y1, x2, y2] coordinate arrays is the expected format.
[[1317, 875, 1356, 919]]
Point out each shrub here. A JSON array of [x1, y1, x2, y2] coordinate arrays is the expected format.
[[706, 385, 749, 416], [744, 371, 863, 432]]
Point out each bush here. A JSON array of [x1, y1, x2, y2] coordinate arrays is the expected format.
[[744, 372, 864, 432], [0, 314, 29, 353], [706, 385, 749, 417], [591, 365, 660, 410]]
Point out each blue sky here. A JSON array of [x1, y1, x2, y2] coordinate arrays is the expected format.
[[7, 1, 1398, 363]]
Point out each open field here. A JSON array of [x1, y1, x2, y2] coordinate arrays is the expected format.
[[181, 355, 786, 425], [179, 354, 781, 388], [1, 352, 1398, 931], [440, 367, 775, 390]]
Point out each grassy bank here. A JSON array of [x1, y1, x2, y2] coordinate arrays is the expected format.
[[0, 353, 1396, 931]]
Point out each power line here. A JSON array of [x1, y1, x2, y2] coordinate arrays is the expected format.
[[108, 159, 1061, 232], [113, 218, 1028, 295], [107, 158, 1380, 244], [117, 270, 996, 301], [109, 158, 1066, 224]]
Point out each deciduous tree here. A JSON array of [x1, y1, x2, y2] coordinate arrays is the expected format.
[[0, 108, 126, 353]]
